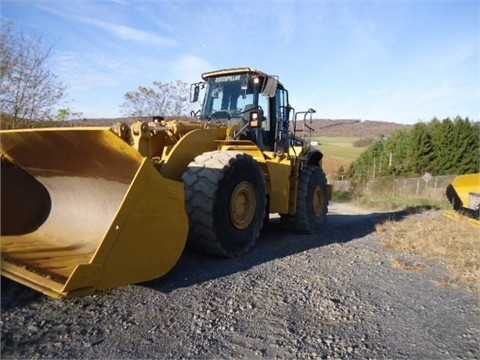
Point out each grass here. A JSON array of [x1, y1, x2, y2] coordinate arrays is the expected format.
[[336, 178, 478, 293], [332, 190, 353, 202], [315, 136, 361, 145], [376, 211, 480, 294], [390, 258, 426, 272], [313, 136, 366, 161], [312, 136, 367, 181], [322, 157, 352, 182], [353, 194, 451, 212], [314, 138, 479, 294]]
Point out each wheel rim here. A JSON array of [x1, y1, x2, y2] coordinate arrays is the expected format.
[[313, 185, 325, 216], [230, 181, 256, 230]]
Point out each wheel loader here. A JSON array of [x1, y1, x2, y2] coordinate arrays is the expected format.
[[1, 67, 331, 298], [445, 173, 480, 224]]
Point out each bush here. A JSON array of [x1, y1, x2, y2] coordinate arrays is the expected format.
[[353, 137, 376, 147]]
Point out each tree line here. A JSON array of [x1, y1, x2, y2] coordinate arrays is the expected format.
[[344, 116, 479, 181]]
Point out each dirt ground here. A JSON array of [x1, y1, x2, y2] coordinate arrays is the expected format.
[[1, 202, 479, 359]]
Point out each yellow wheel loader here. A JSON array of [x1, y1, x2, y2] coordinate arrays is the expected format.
[[1, 67, 331, 298], [445, 173, 480, 224]]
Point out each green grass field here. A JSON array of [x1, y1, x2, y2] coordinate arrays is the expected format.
[[315, 136, 360, 145], [312, 136, 366, 161], [308, 136, 367, 181]]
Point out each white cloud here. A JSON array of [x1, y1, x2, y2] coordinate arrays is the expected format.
[[170, 55, 215, 82], [37, 2, 176, 47], [78, 17, 176, 46], [52, 50, 137, 90]]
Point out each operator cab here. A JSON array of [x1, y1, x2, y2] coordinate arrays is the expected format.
[[190, 67, 292, 153], [202, 73, 252, 120]]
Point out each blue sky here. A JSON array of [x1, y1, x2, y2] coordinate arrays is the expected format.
[[2, 0, 479, 124]]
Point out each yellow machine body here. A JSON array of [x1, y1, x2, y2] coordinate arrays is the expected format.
[[445, 173, 480, 224], [0, 122, 299, 297], [1, 67, 329, 298]]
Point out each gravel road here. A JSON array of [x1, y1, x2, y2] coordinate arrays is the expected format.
[[1, 202, 479, 359]]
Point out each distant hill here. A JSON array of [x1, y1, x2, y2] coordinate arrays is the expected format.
[[297, 119, 409, 138], [82, 117, 409, 138], [1, 115, 409, 138]]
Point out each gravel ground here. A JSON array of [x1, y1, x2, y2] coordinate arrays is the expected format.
[[1, 202, 479, 359]]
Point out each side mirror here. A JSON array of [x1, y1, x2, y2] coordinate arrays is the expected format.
[[190, 83, 202, 103]]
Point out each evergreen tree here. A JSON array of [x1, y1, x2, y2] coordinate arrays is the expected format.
[[347, 138, 385, 180], [383, 129, 410, 176], [407, 123, 435, 175], [347, 116, 478, 180], [430, 118, 455, 174], [449, 117, 479, 174]]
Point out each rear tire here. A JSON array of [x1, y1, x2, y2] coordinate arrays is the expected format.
[[281, 165, 328, 233], [182, 151, 266, 257]]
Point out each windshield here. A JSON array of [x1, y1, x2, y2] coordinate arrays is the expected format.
[[201, 73, 255, 121]]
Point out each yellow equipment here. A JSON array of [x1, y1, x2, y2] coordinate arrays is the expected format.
[[445, 173, 480, 223], [1, 67, 330, 298]]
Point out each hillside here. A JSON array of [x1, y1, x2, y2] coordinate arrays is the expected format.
[[298, 119, 409, 138], [1, 116, 409, 138], [77, 118, 409, 138]]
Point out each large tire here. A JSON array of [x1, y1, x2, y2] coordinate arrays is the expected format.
[[182, 151, 266, 257], [281, 165, 329, 233]]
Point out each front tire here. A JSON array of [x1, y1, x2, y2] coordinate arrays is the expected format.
[[281, 165, 329, 233], [182, 151, 266, 257]]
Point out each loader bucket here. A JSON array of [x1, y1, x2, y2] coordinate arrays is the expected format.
[[446, 174, 480, 210], [445, 173, 480, 220], [1, 128, 188, 298]]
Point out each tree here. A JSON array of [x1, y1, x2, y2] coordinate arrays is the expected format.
[[55, 106, 84, 121], [347, 116, 479, 180], [448, 116, 479, 174], [347, 138, 385, 181], [383, 129, 410, 175], [0, 22, 66, 127], [334, 165, 347, 180], [406, 122, 435, 175], [120, 80, 190, 118], [429, 117, 479, 175]]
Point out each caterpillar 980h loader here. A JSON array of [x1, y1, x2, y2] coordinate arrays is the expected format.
[[1, 67, 330, 298]]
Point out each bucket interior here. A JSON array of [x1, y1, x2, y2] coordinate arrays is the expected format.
[[1, 128, 142, 283]]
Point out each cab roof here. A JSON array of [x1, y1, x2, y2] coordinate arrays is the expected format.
[[201, 67, 284, 89]]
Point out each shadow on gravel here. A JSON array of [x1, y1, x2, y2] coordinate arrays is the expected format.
[[145, 206, 417, 294], [1, 277, 43, 311], [0, 205, 427, 304]]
